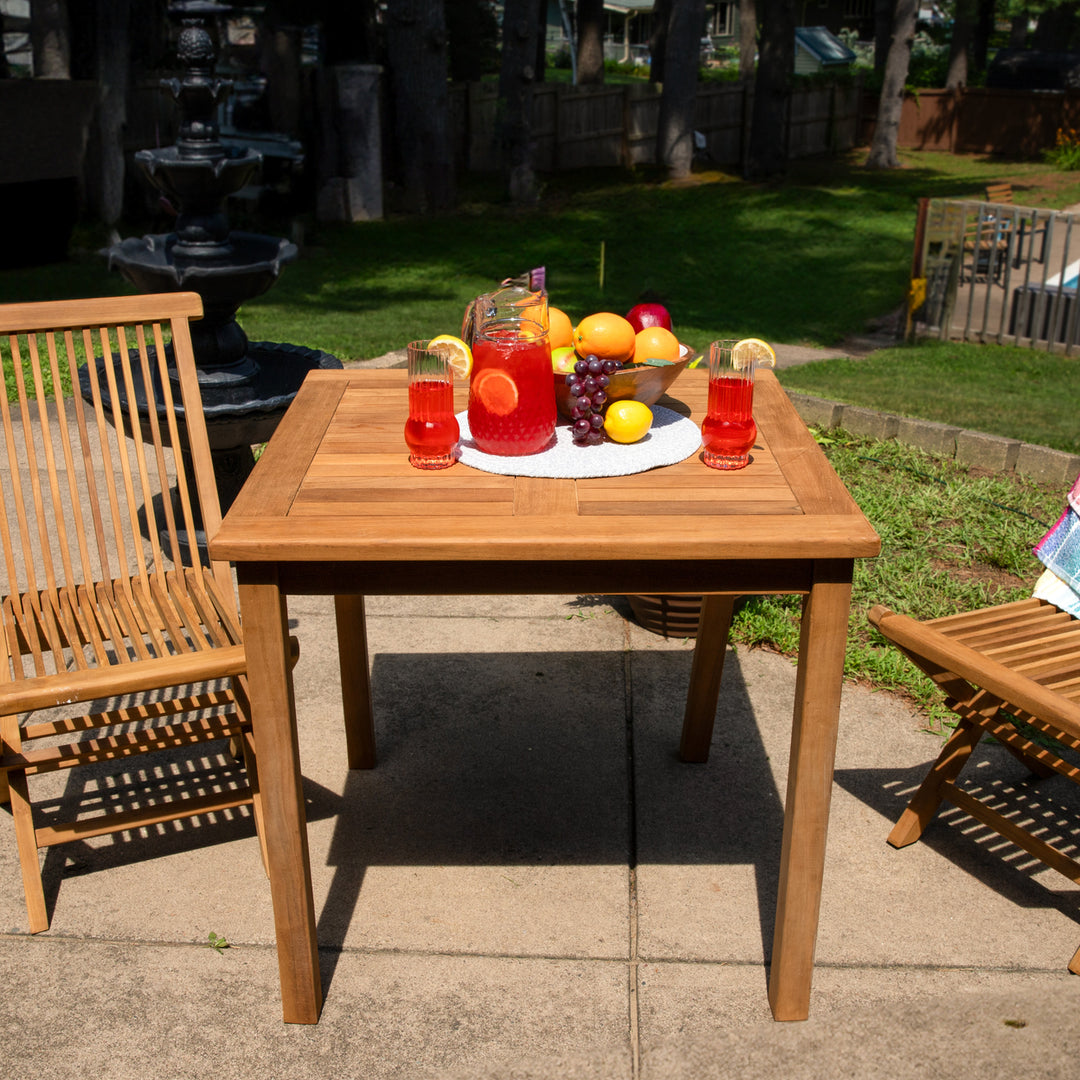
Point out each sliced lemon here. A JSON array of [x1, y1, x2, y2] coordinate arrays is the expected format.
[[731, 338, 776, 371], [472, 369, 519, 416], [428, 334, 473, 379]]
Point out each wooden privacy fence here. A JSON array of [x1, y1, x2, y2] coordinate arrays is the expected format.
[[910, 196, 1080, 354], [448, 79, 864, 173], [870, 87, 1080, 157]]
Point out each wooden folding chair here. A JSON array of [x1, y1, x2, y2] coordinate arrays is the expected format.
[[869, 598, 1080, 973], [0, 292, 275, 932]]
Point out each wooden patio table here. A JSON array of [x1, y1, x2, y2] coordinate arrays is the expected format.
[[209, 367, 880, 1025]]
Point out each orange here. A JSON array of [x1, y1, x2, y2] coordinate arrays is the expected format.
[[472, 369, 519, 416], [573, 312, 636, 363], [632, 326, 681, 366], [548, 306, 574, 349]]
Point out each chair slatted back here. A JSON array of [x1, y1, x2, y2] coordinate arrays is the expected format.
[[0, 293, 230, 678]]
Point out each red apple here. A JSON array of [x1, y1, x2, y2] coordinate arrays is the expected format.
[[626, 302, 672, 334]]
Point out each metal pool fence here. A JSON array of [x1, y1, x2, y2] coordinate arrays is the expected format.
[[910, 196, 1080, 354]]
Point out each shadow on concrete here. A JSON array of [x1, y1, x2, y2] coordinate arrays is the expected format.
[[311, 647, 785, 999]]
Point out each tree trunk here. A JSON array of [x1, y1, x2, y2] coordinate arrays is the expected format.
[[535, 0, 548, 81], [874, 0, 893, 74], [866, 0, 916, 170], [31, 0, 71, 78], [738, 0, 756, 81], [577, 0, 605, 84], [259, 25, 302, 136], [385, 0, 455, 214], [498, 0, 542, 203], [971, 0, 995, 74], [650, 0, 672, 84], [657, 0, 706, 179], [744, 0, 795, 180], [945, 0, 972, 91], [84, 0, 129, 225], [0, 12, 9, 79]]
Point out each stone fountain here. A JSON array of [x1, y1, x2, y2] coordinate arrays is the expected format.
[[99, 0, 340, 512]]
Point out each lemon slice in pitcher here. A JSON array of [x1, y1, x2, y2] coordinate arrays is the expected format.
[[428, 334, 473, 379], [731, 338, 776, 371]]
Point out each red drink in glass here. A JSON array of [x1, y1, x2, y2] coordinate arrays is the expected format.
[[469, 332, 555, 456], [405, 340, 458, 469], [701, 373, 756, 469], [405, 379, 458, 467]]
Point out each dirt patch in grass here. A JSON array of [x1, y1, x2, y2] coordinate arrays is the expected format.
[[929, 558, 1029, 595]]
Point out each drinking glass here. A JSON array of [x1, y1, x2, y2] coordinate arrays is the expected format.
[[467, 286, 556, 456], [701, 339, 756, 470], [405, 340, 459, 470]]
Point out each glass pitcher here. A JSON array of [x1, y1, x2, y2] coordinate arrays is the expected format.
[[466, 285, 556, 456]]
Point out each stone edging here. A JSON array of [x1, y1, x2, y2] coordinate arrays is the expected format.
[[786, 391, 1080, 488]]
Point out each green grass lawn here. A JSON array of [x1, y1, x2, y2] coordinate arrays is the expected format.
[[776, 340, 1080, 454]]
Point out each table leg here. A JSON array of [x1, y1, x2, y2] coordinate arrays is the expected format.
[[334, 594, 376, 769], [238, 566, 323, 1024], [680, 594, 737, 763], [767, 563, 852, 1022]]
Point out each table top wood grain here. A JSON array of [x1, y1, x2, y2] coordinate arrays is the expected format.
[[211, 368, 880, 576]]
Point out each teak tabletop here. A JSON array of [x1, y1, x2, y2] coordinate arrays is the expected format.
[[210, 367, 880, 1025]]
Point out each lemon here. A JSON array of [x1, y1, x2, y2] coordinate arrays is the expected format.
[[428, 334, 473, 378], [604, 400, 653, 444], [731, 338, 776, 371]]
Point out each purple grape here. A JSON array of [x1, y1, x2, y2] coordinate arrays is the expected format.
[[592, 389, 607, 407], [576, 395, 592, 409], [564, 372, 577, 386], [568, 380, 584, 397], [586, 430, 604, 446], [570, 405, 587, 420], [596, 374, 609, 389], [573, 418, 591, 438], [583, 376, 598, 394], [588, 358, 603, 376], [574, 359, 590, 375], [589, 413, 604, 430], [601, 359, 617, 375]]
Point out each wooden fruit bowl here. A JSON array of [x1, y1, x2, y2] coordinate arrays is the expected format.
[[554, 343, 696, 419]]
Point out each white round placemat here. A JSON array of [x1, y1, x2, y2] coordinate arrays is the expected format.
[[456, 405, 702, 479]]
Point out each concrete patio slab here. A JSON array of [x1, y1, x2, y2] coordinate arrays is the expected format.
[[3, 591, 1079, 1079]]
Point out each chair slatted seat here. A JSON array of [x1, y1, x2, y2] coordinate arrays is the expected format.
[[0, 292, 276, 932], [870, 597, 1080, 973]]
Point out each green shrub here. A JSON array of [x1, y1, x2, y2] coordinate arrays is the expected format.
[[1045, 127, 1080, 171]]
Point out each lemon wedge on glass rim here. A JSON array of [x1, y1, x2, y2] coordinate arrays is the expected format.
[[427, 334, 473, 379], [731, 338, 776, 371]]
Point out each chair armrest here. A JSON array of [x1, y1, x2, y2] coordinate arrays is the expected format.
[[0, 644, 248, 717], [869, 604, 1080, 738]]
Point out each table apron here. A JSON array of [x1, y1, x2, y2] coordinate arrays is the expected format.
[[240, 558, 855, 597]]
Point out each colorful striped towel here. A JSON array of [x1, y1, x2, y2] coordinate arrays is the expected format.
[[1033, 473, 1080, 618]]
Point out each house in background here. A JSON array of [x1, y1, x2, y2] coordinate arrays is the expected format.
[[547, 0, 873, 65], [794, 26, 857, 74]]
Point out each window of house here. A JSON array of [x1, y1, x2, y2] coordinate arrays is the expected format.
[[843, 0, 873, 18], [710, 2, 735, 37]]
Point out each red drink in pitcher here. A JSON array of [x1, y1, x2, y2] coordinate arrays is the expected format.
[[701, 374, 756, 469], [469, 332, 556, 456]]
